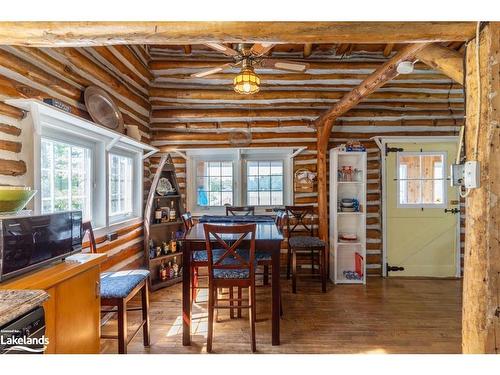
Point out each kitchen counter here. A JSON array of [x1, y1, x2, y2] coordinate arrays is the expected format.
[[0, 289, 49, 327]]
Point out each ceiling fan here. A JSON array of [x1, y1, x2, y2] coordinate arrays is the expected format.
[[191, 43, 310, 94]]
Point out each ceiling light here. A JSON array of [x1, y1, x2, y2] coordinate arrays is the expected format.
[[233, 64, 260, 95], [396, 61, 415, 74]]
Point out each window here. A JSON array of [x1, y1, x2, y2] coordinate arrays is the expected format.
[[109, 153, 133, 218], [40, 138, 92, 220], [187, 148, 293, 214], [397, 152, 446, 207], [246, 161, 283, 206], [195, 161, 233, 207]]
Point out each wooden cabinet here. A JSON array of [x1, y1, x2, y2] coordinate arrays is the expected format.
[[0, 254, 106, 353]]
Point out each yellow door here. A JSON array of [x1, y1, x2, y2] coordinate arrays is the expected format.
[[385, 141, 459, 277]]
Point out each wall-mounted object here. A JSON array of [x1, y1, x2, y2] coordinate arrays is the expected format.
[[84, 86, 124, 133], [294, 168, 315, 193]]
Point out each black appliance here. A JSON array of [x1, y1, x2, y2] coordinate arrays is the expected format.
[[0, 211, 83, 282], [0, 306, 46, 354]]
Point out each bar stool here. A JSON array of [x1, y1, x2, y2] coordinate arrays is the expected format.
[[284, 205, 327, 293], [203, 223, 258, 353], [82, 222, 150, 354]]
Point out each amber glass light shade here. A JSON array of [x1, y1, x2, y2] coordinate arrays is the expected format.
[[233, 66, 260, 95]]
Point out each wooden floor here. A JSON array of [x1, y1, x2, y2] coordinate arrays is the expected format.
[[100, 277, 462, 354]]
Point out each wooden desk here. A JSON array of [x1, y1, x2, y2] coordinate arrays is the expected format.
[[0, 253, 106, 353], [181, 222, 283, 346]]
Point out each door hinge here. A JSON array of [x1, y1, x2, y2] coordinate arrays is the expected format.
[[385, 145, 404, 156], [386, 263, 405, 276]]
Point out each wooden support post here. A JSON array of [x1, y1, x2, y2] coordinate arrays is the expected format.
[[462, 22, 500, 354], [315, 43, 429, 241]]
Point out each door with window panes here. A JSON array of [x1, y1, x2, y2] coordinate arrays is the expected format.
[[385, 142, 460, 277]]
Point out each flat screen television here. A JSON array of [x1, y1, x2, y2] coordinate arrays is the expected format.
[[0, 211, 83, 282]]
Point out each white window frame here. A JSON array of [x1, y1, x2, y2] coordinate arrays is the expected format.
[[396, 151, 448, 209], [186, 148, 294, 216], [10, 99, 157, 236], [40, 129, 97, 222]]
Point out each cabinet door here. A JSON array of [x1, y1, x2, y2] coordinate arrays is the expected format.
[[55, 266, 100, 353]]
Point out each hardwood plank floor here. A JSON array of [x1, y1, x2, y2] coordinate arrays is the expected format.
[[100, 277, 462, 354]]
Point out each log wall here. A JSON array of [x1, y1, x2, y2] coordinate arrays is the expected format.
[[148, 45, 466, 276], [0, 45, 152, 271]]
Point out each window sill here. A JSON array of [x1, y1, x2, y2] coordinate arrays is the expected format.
[[93, 216, 143, 238]]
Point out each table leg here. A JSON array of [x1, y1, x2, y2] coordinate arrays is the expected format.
[[182, 240, 192, 346], [271, 241, 281, 345]]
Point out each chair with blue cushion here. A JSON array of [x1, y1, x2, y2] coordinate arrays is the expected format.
[[203, 223, 257, 353], [82, 221, 150, 354], [284, 205, 327, 293]]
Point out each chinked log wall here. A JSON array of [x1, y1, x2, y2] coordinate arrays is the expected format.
[[148, 49, 466, 276], [0, 44, 152, 271]]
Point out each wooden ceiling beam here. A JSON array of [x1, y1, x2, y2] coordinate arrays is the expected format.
[[0, 22, 477, 47], [383, 43, 394, 57], [415, 43, 464, 84]]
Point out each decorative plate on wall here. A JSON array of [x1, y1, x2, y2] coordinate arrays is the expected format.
[[84, 86, 124, 132]]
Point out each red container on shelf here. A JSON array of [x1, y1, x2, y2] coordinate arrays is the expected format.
[[355, 252, 364, 278]]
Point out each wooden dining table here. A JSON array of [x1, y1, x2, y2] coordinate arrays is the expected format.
[[180, 219, 284, 346]]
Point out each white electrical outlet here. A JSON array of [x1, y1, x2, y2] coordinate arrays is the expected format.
[[464, 161, 480, 188]]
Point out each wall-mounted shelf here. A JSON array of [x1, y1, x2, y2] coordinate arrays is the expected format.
[[329, 149, 367, 285]]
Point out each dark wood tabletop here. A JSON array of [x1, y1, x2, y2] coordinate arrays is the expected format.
[[182, 222, 283, 242]]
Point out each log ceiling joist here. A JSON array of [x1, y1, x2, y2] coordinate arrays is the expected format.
[[0, 22, 476, 47], [415, 44, 465, 84]]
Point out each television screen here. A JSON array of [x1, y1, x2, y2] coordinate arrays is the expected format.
[[1, 211, 83, 280]]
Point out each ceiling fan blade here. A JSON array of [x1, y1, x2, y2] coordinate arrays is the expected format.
[[204, 42, 240, 57], [191, 63, 233, 78], [250, 43, 275, 56], [259, 59, 310, 72]]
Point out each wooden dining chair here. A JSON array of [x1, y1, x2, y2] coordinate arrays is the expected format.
[[284, 205, 327, 293], [203, 223, 257, 353], [225, 205, 255, 216], [82, 221, 150, 354]]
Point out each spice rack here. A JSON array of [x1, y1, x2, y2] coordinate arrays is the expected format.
[[144, 154, 186, 291], [329, 148, 367, 284]]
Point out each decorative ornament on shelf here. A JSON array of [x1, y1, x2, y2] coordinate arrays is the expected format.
[[84, 86, 124, 133], [294, 168, 316, 193]]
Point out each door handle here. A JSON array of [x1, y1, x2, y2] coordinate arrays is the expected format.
[[444, 208, 459, 214]]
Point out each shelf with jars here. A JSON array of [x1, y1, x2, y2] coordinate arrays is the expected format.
[[144, 154, 186, 291]]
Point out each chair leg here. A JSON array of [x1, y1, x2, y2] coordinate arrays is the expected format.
[[237, 287, 242, 318], [248, 286, 256, 353], [141, 282, 151, 347], [229, 287, 235, 319], [321, 246, 327, 293], [207, 286, 215, 353], [263, 265, 269, 285], [191, 267, 199, 302], [117, 299, 127, 354], [286, 245, 292, 279], [292, 250, 297, 294], [311, 249, 315, 274]]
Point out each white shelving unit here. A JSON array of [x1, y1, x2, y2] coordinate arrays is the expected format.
[[329, 149, 367, 284]]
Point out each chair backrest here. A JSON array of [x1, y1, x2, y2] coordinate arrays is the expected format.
[[82, 221, 97, 254], [284, 205, 315, 238], [225, 205, 255, 216], [274, 210, 287, 234], [181, 212, 193, 232], [203, 223, 256, 281]]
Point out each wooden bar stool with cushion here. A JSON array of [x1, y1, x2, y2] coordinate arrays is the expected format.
[[203, 223, 257, 353], [82, 222, 150, 354], [225, 205, 255, 216], [284, 205, 327, 293], [181, 212, 213, 303]]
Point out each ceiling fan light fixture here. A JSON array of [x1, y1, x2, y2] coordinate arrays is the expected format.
[[233, 66, 260, 95]]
